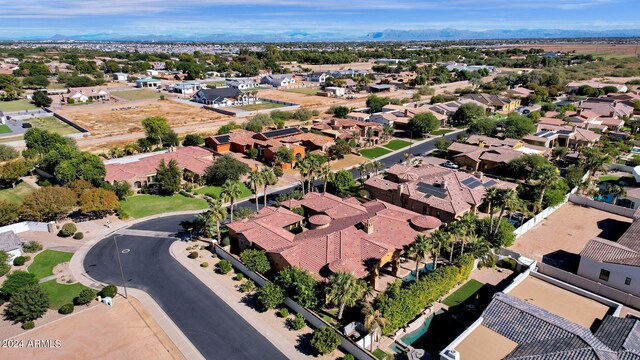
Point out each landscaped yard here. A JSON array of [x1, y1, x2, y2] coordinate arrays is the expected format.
[[373, 348, 393, 360], [0, 100, 37, 112], [430, 129, 454, 136], [0, 124, 11, 134], [111, 89, 161, 101], [599, 175, 634, 182], [0, 181, 35, 204], [193, 183, 253, 199], [235, 102, 286, 111], [359, 147, 392, 159], [383, 139, 411, 151], [120, 194, 208, 218], [282, 87, 319, 96], [28, 250, 74, 279], [40, 280, 91, 310], [443, 279, 484, 307]]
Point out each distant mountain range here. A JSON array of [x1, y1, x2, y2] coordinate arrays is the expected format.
[[7, 28, 640, 42]]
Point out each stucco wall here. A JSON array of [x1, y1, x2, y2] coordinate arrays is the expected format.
[[577, 257, 640, 297]]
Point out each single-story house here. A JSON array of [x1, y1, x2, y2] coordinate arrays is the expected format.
[[112, 73, 129, 81], [192, 88, 255, 107], [226, 77, 260, 90], [261, 74, 295, 88], [135, 78, 162, 88]]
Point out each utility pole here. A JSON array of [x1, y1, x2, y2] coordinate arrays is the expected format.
[[113, 235, 128, 299]]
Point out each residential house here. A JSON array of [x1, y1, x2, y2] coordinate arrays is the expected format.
[[112, 72, 129, 81], [64, 87, 110, 103], [226, 77, 260, 90], [566, 81, 628, 94], [319, 87, 346, 97], [429, 98, 488, 120], [437, 62, 496, 73], [346, 112, 371, 122], [311, 118, 382, 146], [0, 231, 23, 263], [167, 81, 205, 95], [579, 98, 633, 120], [505, 87, 533, 99], [307, 72, 329, 84], [447, 135, 551, 171], [135, 78, 162, 88], [261, 74, 295, 88], [577, 208, 640, 297], [192, 88, 255, 107], [365, 163, 516, 222], [104, 146, 214, 190], [461, 93, 521, 112], [368, 84, 395, 93], [532, 123, 601, 149], [228, 192, 441, 289]]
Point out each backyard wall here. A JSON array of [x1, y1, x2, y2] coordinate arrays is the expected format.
[[213, 245, 377, 360], [0, 221, 51, 234], [568, 194, 636, 218]]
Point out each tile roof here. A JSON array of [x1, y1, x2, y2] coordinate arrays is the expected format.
[[466, 135, 522, 148], [594, 316, 640, 357], [580, 238, 640, 267], [0, 231, 22, 252]]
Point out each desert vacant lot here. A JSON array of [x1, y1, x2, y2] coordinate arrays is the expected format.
[[56, 99, 230, 136], [282, 86, 320, 96], [513, 43, 640, 55], [260, 89, 356, 107], [111, 89, 162, 101]]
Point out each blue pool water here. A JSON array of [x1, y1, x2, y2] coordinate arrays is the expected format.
[[632, 147, 640, 154], [402, 263, 435, 282], [594, 193, 614, 204], [389, 310, 444, 353]]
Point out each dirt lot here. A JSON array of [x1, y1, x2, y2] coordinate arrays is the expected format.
[[259, 89, 364, 107], [2, 297, 184, 360], [56, 99, 230, 137], [512, 43, 640, 55], [509, 203, 631, 271], [300, 61, 375, 72]]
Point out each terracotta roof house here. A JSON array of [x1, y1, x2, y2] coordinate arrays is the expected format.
[[228, 193, 441, 289], [579, 98, 633, 119], [534, 123, 601, 149], [567, 81, 628, 93], [461, 93, 521, 112], [311, 118, 382, 146], [578, 212, 640, 297], [537, 117, 566, 127], [365, 163, 516, 223], [505, 87, 533, 99], [429, 99, 488, 118], [104, 146, 214, 190], [465, 135, 523, 148]]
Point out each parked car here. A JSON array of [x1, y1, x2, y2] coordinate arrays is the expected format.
[[441, 161, 459, 169]]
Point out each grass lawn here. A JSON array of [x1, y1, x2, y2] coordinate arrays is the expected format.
[[39, 280, 92, 310], [430, 129, 454, 135], [120, 194, 208, 218], [282, 87, 319, 96], [0, 100, 37, 112], [193, 183, 253, 199], [28, 116, 80, 135], [373, 348, 393, 360], [0, 181, 35, 204], [111, 89, 161, 101], [235, 102, 286, 111], [0, 124, 11, 134], [383, 139, 411, 151], [28, 250, 74, 279], [443, 279, 484, 307], [599, 175, 634, 182], [359, 147, 392, 159]]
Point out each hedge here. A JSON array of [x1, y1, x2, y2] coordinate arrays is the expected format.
[[374, 254, 475, 335]]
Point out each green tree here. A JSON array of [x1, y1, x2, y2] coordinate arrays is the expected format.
[[326, 271, 367, 319], [240, 249, 271, 274], [20, 186, 77, 222], [0, 144, 19, 161], [4, 285, 49, 323], [256, 283, 285, 310], [275, 267, 319, 309], [468, 117, 498, 136], [204, 154, 250, 185], [221, 180, 242, 222], [329, 106, 349, 118], [565, 165, 585, 189], [310, 327, 341, 355], [490, 188, 518, 243], [260, 167, 277, 207], [0, 251, 10, 277], [31, 91, 52, 107], [154, 159, 182, 195], [534, 164, 559, 211], [366, 95, 390, 113], [274, 146, 294, 164], [0, 159, 30, 188], [0, 200, 19, 226], [246, 171, 263, 212], [329, 169, 355, 193], [182, 134, 204, 146], [452, 103, 485, 126], [1, 271, 38, 296], [475, 218, 516, 248], [581, 148, 611, 183], [503, 113, 536, 139], [79, 188, 120, 216], [318, 164, 332, 193], [204, 197, 227, 243], [74, 288, 96, 305], [142, 116, 172, 148], [408, 234, 432, 281], [435, 138, 453, 152], [606, 183, 627, 205], [362, 302, 389, 350], [407, 113, 440, 137]]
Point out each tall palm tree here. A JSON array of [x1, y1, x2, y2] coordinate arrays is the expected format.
[[366, 128, 375, 146], [371, 160, 383, 176], [326, 271, 367, 320], [429, 230, 449, 270], [534, 165, 559, 211], [440, 229, 456, 264], [260, 167, 277, 208], [408, 234, 432, 281], [457, 213, 477, 257], [358, 162, 370, 185], [361, 302, 388, 350], [484, 187, 500, 237], [205, 197, 227, 244], [606, 184, 627, 205], [581, 148, 611, 183], [221, 180, 242, 222], [492, 188, 518, 243], [297, 159, 311, 195], [382, 123, 394, 142], [193, 212, 216, 239], [318, 164, 332, 193], [246, 171, 263, 212]]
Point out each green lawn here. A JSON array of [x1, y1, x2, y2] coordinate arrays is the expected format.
[[430, 129, 454, 136], [28, 116, 80, 135], [39, 280, 92, 310], [359, 147, 392, 159], [599, 175, 634, 182], [111, 89, 161, 100], [28, 250, 73, 279], [443, 279, 484, 307], [0, 124, 11, 134], [235, 102, 286, 111], [120, 194, 208, 218], [282, 87, 319, 96], [0, 100, 37, 112], [383, 139, 411, 151], [193, 183, 253, 199], [0, 181, 35, 204], [373, 348, 393, 360]]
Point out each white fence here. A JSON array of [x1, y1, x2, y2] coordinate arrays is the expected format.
[[213, 245, 377, 360], [568, 194, 636, 218], [513, 193, 571, 238], [0, 221, 51, 234]]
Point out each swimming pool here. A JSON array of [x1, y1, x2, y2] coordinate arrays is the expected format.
[[389, 310, 443, 353], [632, 147, 640, 154], [594, 193, 614, 204], [402, 263, 435, 282]]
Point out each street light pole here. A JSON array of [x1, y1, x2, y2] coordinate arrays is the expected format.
[[113, 235, 128, 299]]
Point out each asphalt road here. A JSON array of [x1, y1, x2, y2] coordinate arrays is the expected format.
[[82, 131, 462, 359]]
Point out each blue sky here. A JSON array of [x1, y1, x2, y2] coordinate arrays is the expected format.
[[1, 0, 639, 38]]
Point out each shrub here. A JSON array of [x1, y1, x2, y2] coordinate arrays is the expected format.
[[256, 283, 285, 310], [279, 308, 289, 318], [200, 262, 209, 268], [58, 303, 74, 314], [289, 313, 306, 330], [310, 327, 341, 355], [239, 280, 256, 293], [5, 285, 49, 323], [99, 284, 118, 298], [343, 355, 355, 360], [234, 273, 244, 281], [188, 251, 199, 259], [21, 321, 35, 330], [1, 271, 38, 296], [0, 251, 10, 277], [217, 259, 232, 274], [22, 241, 43, 253], [220, 236, 231, 247], [273, 167, 283, 177], [73, 232, 84, 240], [74, 288, 95, 305], [117, 209, 130, 220], [13, 256, 27, 266], [59, 223, 77, 237], [239, 249, 271, 274], [499, 258, 518, 271]]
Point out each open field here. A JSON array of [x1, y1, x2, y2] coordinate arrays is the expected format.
[[56, 99, 230, 136], [2, 297, 183, 360], [512, 43, 640, 55], [383, 139, 411, 151], [111, 89, 162, 101], [0, 181, 35, 204], [359, 147, 392, 159], [261, 89, 359, 107], [0, 100, 37, 112], [28, 116, 80, 135], [120, 194, 208, 218], [235, 101, 286, 111], [282, 87, 320, 95], [193, 183, 252, 199]]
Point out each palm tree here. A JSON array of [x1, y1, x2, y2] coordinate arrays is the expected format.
[[484, 187, 500, 237], [221, 180, 242, 222], [581, 148, 611, 183], [606, 184, 627, 205], [326, 272, 367, 320], [440, 229, 456, 264], [297, 159, 311, 195], [457, 213, 477, 257], [408, 234, 432, 281], [371, 160, 383, 176], [260, 167, 277, 208], [430, 230, 449, 270], [247, 171, 263, 212], [366, 128, 375, 146], [491, 188, 518, 242], [194, 212, 216, 239], [205, 197, 227, 244], [361, 302, 388, 350], [535, 165, 559, 211], [382, 123, 394, 142], [318, 164, 332, 193], [469, 239, 493, 267], [358, 162, 370, 185]]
